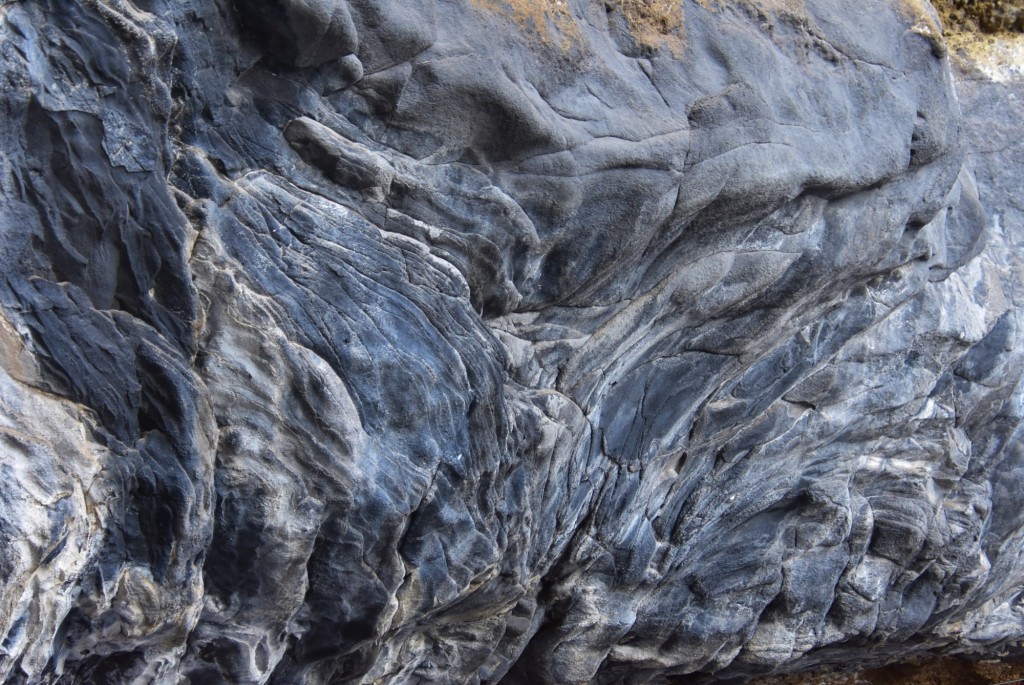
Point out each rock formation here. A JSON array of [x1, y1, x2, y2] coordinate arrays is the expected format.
[[0, 0, 1022, 682]]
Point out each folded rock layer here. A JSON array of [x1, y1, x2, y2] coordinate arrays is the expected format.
[[0, 0, 1022, 683]]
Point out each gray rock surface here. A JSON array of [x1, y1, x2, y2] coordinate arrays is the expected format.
[[0, 0, 1022, 682]]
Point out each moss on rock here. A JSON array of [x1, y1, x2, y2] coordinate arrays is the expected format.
[[932, 0, 1024, 34]]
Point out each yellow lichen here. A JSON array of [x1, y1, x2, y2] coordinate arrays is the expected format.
[[932, 0, 1024, 34], [469, 0, 579, 47], [470, 0, 687, 53], [898, 0, 948, 55], [944, 25, 1024, 80], [470, 0, 1020, 58], [610, 0, 685, 53], [929, 0, 1024, 78]]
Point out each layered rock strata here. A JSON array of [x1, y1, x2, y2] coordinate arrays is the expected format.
[[1, 0, 1023, 683]]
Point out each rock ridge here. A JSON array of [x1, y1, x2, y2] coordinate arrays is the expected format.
[[0, 0, 1023, 683]]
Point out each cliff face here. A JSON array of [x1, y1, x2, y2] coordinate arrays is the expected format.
[[0, 0, 1022, 683]]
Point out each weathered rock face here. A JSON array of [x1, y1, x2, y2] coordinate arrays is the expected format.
[[1, 0, 1022, 683]]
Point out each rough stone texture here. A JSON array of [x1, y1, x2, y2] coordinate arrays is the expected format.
[[935, 0, 1024, 33], [0, 0, 1022, 683]]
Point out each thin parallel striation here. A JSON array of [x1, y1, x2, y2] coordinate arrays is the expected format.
[[0, 0, 1022, 684]]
